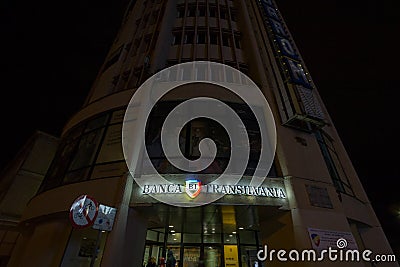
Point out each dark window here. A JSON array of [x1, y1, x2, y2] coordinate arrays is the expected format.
[[102, 46, 123, 72], [315, 130, 353, 195], [184, 32, 194, 44], [220, 8, 227, 19], [234, 35, 241, 48], [198, 6, 206, 17], [239, 63, 248, 75], [230, 9, 237, 21], [210, 32, 218, 44], [68, 129, 104, 172], [177, 5, 185, 18], [187, 5, 196, 17], [197, 32, 206, 44], [129, 68, 142, 87], [172, 32, 182, 45], [222, 34, 231, 47], [209, 6, 216, 17]]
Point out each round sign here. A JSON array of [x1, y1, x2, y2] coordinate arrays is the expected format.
[[69, 195, 99, 229]]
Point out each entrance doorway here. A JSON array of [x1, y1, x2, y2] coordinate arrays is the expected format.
[[141, 205, 263, 267]]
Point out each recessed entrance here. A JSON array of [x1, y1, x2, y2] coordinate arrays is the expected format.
[[141, 205, 263, 267]]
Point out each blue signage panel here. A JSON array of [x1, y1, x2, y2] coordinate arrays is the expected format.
[[276, 36, 299, 59], [269, 18, 288, 37], [283, 58, 312, 88]]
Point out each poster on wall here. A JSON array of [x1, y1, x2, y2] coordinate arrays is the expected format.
[[307, 228, 358, 252], [224, 245, 239, 267], [92, 204, 117, 232]]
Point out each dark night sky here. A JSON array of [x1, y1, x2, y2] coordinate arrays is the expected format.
[[1, 0, 399, 252]]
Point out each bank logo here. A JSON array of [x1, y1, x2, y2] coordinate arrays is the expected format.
[[185, 180, 202, 198]]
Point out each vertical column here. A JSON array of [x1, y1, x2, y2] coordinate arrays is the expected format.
[[100, 175, 148, 267]]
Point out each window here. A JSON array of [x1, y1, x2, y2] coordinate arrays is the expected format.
[[230, 9, 237, 21], [239, 63, 248, 75], [129, 68, 142, 87], [172, 32, 182, 45], [184, 32, 194, 44], [197, 31, 206, 44], [198, 5, 206, 17], [222, 33, 231, 47], [315, 130, 354, 195], [234, 35, 241, 48], [39, 109, 131, 191], [187, 5, 196, 17], [177, 5, 185, 18], [209, 6, 217, 17], [210, 32, 219, 44], [102, 45, 123, 73], [68, 129, 104, 172], [219, 8, 227, 19]]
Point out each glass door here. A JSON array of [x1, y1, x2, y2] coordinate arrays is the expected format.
[[183, 247, 200, 267], [204, 246, 221, 267], [240, 246, 260, 267]]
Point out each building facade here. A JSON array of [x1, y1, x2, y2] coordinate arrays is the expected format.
[[0, 131, 58, 266], [7, 0, 397, 266]]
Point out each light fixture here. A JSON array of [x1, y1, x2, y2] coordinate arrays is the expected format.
[[229, 234, 233, 237], [171, 230, 175, 233], [169, 225, 174, 228], [239, 227, 244, 230], [232, 231, 236, 234], [212, 231, 215, 234], [212, 228, 215, 231], [226, 239, 230, 242], [172, 233, 176, 236], [83, 237, 87, 240], [101, 230, 106, 233], [174, 238, 177, 241]]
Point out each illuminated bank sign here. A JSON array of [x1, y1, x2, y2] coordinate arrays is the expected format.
[[142, 180, 287, 199], [258, 0, 325, 124]]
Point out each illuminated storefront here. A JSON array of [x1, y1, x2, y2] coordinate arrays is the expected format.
[[141, 205, 264, 267]]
